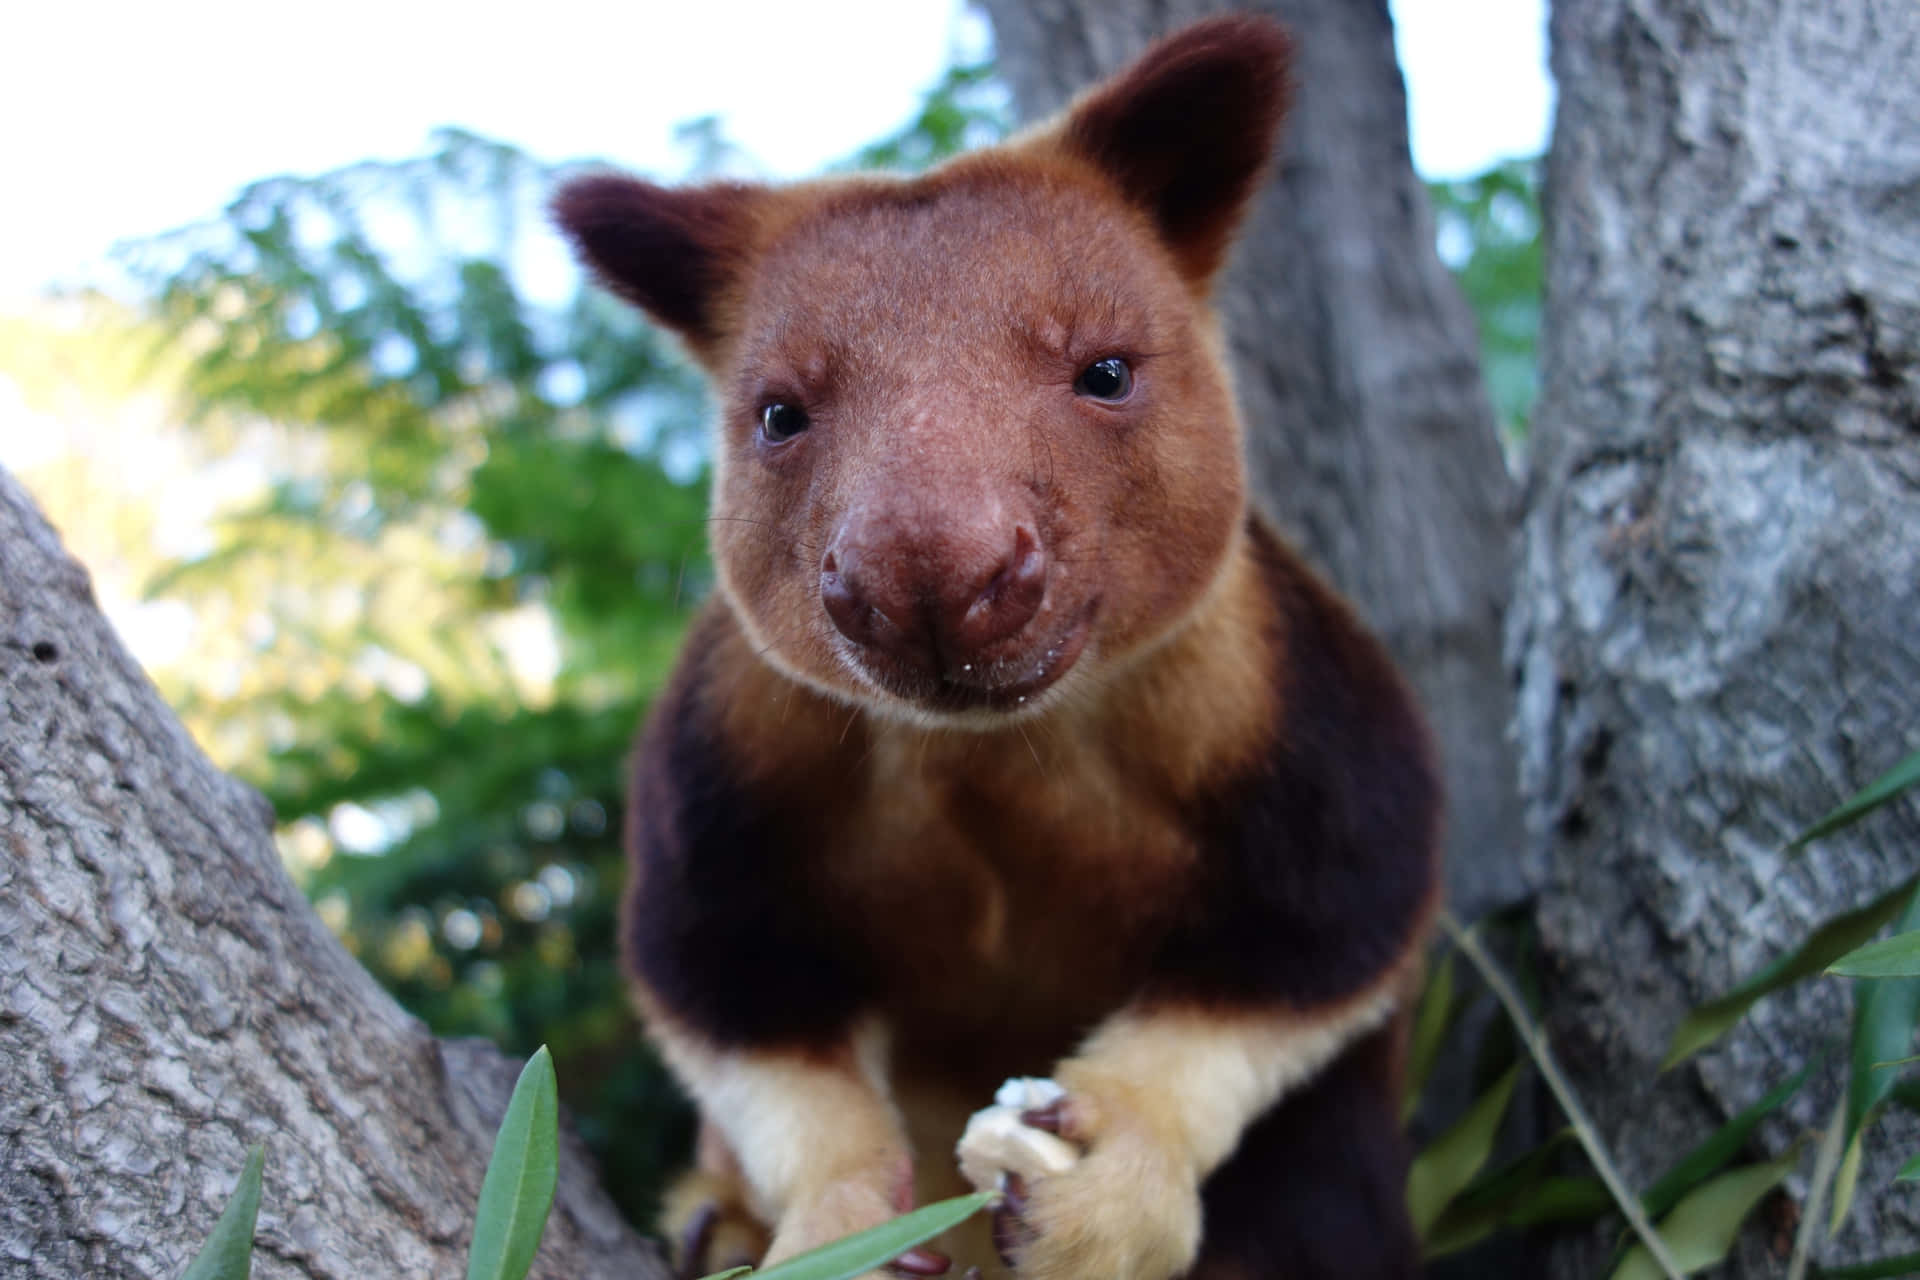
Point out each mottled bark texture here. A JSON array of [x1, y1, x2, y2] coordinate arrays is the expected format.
[[977, 0, 1526, 918], [1515, 0, 1920, 1272], [0, 467, 663, 1277]]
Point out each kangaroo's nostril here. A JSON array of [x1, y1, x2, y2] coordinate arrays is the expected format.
[[959, 525, 1047, 648]]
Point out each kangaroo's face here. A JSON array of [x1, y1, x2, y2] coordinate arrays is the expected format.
[[553, 22, 1290, 725], [701, 167, 1245, 724]]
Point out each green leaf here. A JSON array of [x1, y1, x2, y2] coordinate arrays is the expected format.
[[1831, 929, 1920, 979], [1662, 875, 1919, 1069], [1641, 1060, 1817, 1219], [1609, 1146, 1802, 1280], [1403, 947, 1457, 1123], [1830, 1131, 1866, 1238], [1888, 1077, 1920, 1116], [1407, 1062, 1521, 1236], [1789, 747, 1920, 850], [699, 1269, 755, 1279], [180, 1145, 265, 1280], [1509, 1176, 1616, 1228], [750, 1192, 999, 1280], [1815, 1250, 1920, 1279], [1424, 1172, 1613, 1259], [1421, 1127, 1607, 1259], [1899, 1151, 1920, 1182], [1846, 885, 1920, 1144], [1598, 1069, 1815, 1280], [467, 1046, 559, 1280]]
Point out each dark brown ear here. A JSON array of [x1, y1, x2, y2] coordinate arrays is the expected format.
[[550, 173, 763, 359], [1060, 15, 1293, 286]]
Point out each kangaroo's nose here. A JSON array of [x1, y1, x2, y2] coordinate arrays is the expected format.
[[821, 521, 1048, 678]]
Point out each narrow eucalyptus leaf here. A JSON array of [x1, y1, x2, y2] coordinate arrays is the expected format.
[[1830, 1131, 1866, 1239], [1642, 1060, 1817, 1219], [180, 1145, 265, 1280], [1816, 1250, 1920, 1279], [1830, 930, 1920, 979], [1790, 748, 1920, 850], [1403, 948, 1457, 1124], [1407, 1063, 1521, 1236], [1422, 1164, 1608, 1260], [1440, 1128, 1578, 1219], [1846, 885, 1920, 1150], [466, 1046, 559, 1280], [699, 1269, 755, 1279], [1609, 1146, 1802, 1280], [1897, 1151, 1920, 1182], [1662, 876, 1918, 1069], [750, 1192, 998, 1280], [1508, 1176, 1616, 1228]]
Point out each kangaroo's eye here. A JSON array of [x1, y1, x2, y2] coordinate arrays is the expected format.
[[1074, 357, 1133, 403], [760, 402, 809, 443]]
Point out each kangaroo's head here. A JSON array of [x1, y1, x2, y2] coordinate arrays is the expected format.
[[554, 17, 1291, 726]]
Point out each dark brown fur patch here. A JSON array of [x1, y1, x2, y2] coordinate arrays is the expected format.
[[1192, 1026, 1420, 1279], [623, 607, 872, 1049], [1146, 522, 1442, 1010]]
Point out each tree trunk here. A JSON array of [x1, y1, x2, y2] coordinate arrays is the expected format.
[[1516, 0, 1920, 1271], [977, 0, 1527, 919], [0, 467, 664, 1277]]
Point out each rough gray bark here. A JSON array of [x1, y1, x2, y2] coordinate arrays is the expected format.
[[1515, 0, 1920, 1272], [977, 0, 1527, 919], [0, 467, 664, 1277]]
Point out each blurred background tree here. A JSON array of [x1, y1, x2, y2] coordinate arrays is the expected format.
[[2, 52, 1533, 1234]]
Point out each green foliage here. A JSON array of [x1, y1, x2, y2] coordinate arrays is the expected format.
[[1640, 1061, 1816, 1221], [177, 1052, 991, 1280], [1401, 947, 1455, 1125], [122, 124, 708, 1224], [748, 1192, 999, 1280], [1828, 930, 1920, 979], [179, 1145, 264, 1280], [469, 1047, 559, 1280], [1610, 1145, 1802, 1280], [1817, 1253, 1920, 1279], [1663, 875, 1918, 1070], [842, 62, 1012, 171], [1407, 1060, 1522, 1237], [1791, 749, 1920, 851], [1411, 744, 1920, 1274], [1421, 1134, 1609, 1259], [1426, 159, 1542, 442]]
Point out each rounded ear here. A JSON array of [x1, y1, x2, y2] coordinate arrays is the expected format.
[[550, 173, 764, 360], [1059, 15, 1293, 287]]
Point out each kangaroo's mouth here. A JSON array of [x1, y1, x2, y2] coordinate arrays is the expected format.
[[842, 596, 1099, 719]]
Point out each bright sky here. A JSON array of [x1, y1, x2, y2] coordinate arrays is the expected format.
[[0, 0, 1550, 303]]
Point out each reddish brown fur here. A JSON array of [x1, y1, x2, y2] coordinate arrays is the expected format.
[[556, 16, 1437, 1278]]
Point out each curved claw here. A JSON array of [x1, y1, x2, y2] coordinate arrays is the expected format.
[[991, 1171, 1034, 1268], [1019, 1099, 1066, 1136], [675, 1202, 719, 1280]]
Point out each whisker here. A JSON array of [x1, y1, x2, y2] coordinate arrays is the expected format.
[[1016, 721, 1046, 776]]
